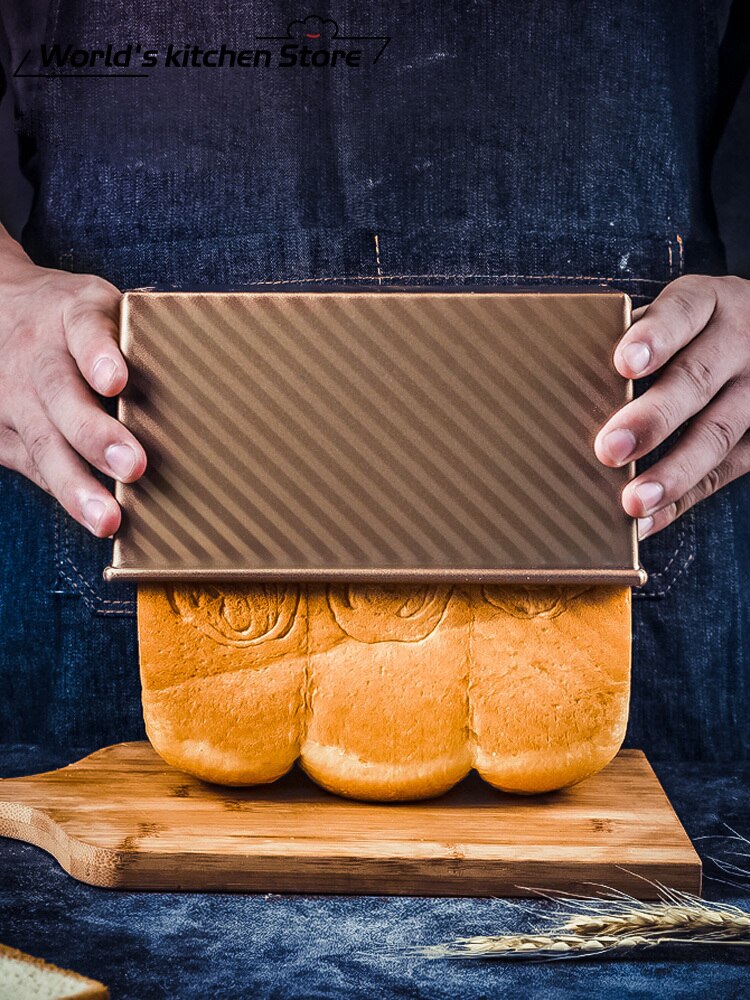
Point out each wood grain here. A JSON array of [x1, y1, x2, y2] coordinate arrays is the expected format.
[[0, 743, 701, 898]]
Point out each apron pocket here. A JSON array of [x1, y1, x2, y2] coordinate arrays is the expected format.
[[631, 388, 698, 600], [50, 488, 137, 617], [634, 506, 697, 600]]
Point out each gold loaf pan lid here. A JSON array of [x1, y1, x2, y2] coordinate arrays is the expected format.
[[104, 286, 646, 585]]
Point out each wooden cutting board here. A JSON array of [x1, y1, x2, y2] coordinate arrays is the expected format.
[[0, 743, 700, 898]]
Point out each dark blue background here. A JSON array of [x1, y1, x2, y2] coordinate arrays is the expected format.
[[0, 5, 749, 999]]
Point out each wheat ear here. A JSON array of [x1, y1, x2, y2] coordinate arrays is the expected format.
[[411, 883, 750, 961]]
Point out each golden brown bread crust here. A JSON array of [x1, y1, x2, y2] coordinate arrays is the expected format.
[[302, 585, 473, 800], [470, 585, 631, 793], [138, 583, 630, 800], [137, 583, 306, 785]]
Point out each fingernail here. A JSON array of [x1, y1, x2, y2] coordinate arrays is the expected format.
[[93, 357, 117, 392], [105, 443, 137, 480], [602, 428, 637, 465], [620, 342, 651, 375], [83, 498, 106, 532], [634, 481, 664, 513], [638, 515, 654, 540]]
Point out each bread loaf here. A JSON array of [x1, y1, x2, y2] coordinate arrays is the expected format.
[[137, 583, 630, 800]]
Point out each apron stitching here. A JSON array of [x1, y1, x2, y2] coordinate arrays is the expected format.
[[58, 512, 135, 609], [221, 273, 668, 285], [634, 511, 697, 599], [373, 233, 384, 284], [634, 536, 696, 598], [641, 523, 688, 581], [676, 233, 685, 275], [52, 501, 61, 591], [57, 559, 134, 614], [61, 556, 133, 605]]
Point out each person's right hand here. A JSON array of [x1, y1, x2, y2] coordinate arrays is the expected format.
[[0, 229, 147, 537]]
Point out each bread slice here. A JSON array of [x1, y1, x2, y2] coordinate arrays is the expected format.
[[0, 943, 108, 999], [138, 583, 630, 800]]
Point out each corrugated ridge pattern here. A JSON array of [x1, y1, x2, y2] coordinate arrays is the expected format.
[[113, 291, 636, 575]]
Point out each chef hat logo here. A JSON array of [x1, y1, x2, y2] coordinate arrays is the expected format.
[[285, 15, 339, 40]]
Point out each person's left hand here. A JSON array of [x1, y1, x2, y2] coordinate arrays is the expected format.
[[594, 274, 750, 539]]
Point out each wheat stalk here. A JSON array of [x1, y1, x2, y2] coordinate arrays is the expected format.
[[699, 824, 750, 890], [408, 881, 750, 961], [419, 929, 750, 960]]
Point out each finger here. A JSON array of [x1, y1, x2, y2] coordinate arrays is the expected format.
[[0, 424, 53, 495], [31, 349, 147, 483], [63, 282, 127, 397], [614, 275, 718, 379], [621, 378, 750, 517], [637, 432, 750, 539], [14, 409, 122, 536], [595, 320, 744, 467]]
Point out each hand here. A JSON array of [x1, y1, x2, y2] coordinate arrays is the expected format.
[[0, 229, 147, 536], [595, 274, 750, 539]]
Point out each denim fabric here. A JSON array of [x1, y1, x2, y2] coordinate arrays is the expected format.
[[2, 745, 749, 999], [0, 1, 748, 757]]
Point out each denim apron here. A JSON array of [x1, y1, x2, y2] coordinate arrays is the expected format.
[[1, 1, 748, 760]]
